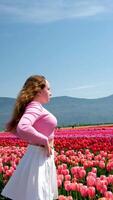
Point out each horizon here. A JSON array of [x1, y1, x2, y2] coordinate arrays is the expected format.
[[0, 93, 113, 100]]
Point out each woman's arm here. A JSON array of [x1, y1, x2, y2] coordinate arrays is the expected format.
[[16, 104, 48, 146]]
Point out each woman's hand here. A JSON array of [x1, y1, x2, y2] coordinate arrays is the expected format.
[[46, 139, 54, 157], [46, 140, 53, 157]]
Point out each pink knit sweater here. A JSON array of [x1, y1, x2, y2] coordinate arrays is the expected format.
[[16, 101, 57, 146]]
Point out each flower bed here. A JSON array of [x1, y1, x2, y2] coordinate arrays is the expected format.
[[0, 126, 113, 200]]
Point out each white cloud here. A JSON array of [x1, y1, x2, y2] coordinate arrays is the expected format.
[[65, 83, 106, 91], [0, 0, 112, 23]]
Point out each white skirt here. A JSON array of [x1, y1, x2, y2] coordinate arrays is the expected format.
[[1, 145, 58, 200]]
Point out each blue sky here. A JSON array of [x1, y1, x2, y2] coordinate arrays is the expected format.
[[0, 0, 113, 99]]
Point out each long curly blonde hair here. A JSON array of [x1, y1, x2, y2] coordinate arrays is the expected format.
[[6, 75, 46, 132]]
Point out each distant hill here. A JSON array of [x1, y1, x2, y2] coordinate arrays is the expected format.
[[0, 97, 15, 130], [0, 95, 113, 130]]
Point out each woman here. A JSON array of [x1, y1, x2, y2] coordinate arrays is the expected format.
[[1, 75, 58, 200]]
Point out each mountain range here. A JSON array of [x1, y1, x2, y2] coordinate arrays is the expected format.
[[0, 95, 113, 130]]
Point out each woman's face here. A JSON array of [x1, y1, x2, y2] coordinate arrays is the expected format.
[[36, 80, 52, 104]]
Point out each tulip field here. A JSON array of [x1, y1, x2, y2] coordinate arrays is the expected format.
[[0, 125, 113, 200]]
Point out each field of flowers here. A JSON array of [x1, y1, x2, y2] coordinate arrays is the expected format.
[[0, 125, 113, 200]]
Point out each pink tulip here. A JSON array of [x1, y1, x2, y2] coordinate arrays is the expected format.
[[57, 164, 64, 173], [76, 183, 83, 192], [100, 184, 107, 194], [80, 185, 88, 197], [88, 172, 96, 178], [100, 151, 107, 158], [62, 163, 67, 169], [79, 168, 86, 179], [69, 182, 77, 191], [106, 161, 113, 171], [3, 165, 9, 171], [0, 164, 3, 173], [87, 186, 95, 198], [87, 175, 96, 187], [57, 179, 62, 188], [65, 174, 71, 181], [105, 191, 113, 198], [67, 196, 73, 200], [91, 167, 97, 173], [62, 169, 69, 175], [64, 181, 71, 191], [99, 161, 105, 169], [71, 166, 79, 175], [58, 195, 67, 200], [107, 174, 113, 184], [57, 174, 64, 182]]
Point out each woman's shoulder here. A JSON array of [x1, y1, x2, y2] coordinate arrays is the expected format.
[[25, 101, 43, 113]]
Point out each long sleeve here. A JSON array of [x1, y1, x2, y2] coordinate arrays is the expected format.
[[16, 103, 48, 146]]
